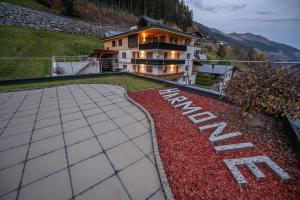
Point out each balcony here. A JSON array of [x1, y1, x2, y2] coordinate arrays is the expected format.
[[138, 72, 185, 80], [131, 59, 185, 65], [139, 42, 187, 51]]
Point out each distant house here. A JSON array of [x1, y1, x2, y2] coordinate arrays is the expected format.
[[197, 64, 234, 93]]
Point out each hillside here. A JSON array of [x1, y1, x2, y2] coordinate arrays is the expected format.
[[0, 25, 103, 79], [194, 22, 300, 61]]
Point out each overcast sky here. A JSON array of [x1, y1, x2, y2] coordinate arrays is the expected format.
[[185, 0, 300, 49]]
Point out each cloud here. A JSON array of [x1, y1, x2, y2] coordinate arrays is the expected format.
[[186, 0, 247, 13], [255, 11, 274, 15], [232, 17, 300, 23]]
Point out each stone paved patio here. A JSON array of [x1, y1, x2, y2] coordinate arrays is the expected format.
[[0, 84, 165, 200]]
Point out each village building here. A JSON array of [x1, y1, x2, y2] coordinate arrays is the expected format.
[[102, 16, 207, 85]]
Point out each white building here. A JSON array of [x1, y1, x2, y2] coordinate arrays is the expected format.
[[102, 16, 206, 85], [197, 64, 234, 93]]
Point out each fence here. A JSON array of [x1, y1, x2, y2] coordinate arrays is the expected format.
[[0, 56, 299, 86]]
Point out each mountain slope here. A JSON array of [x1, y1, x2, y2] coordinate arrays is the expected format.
[[194, 22, 300, 61]]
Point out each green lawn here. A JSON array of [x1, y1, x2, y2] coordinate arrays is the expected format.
[[0, 25, 103, 80], [0, 74, 167, 92], [4, 0, 46, 10]]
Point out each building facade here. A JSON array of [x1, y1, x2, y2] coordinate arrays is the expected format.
[[102, 17, 206, 85]]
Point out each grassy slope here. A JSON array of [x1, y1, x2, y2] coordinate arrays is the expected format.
[[0, 25, 103, 79], [3, 0, 45, 10], [0, 75, 166, 92]]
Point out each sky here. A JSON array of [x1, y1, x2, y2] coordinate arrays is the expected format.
[[185, 0, 300, 49]]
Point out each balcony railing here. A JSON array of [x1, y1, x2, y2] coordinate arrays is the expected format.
[[138, 72, 185, 80], [131, 59, 185, 65], [139, 42, 187, 51]]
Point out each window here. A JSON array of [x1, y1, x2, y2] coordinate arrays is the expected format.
[[122, 52, 126, 58], [112, 40, 116, 47], [146, 52, 153, 59], [187, 53, 191, 59], [163, 66, 167, 73], [164, 52, 168, 59], [185, 39, 190, 46], [170, 36, 174, 43], [106, 47, 109, 50], [133, 65, 137, 72], [118, 39, 122, 46], [123, 65, 127, 71], [146, 66, 153, 73], [185, 65, 189, 71]]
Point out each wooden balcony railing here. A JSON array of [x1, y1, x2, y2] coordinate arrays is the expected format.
[[131, 59, 185, 65], [139, 42, 187, 51]]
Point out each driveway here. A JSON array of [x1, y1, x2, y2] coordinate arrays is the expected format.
[[0, 84, 165, 200]]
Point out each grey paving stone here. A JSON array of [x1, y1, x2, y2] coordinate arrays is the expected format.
[[61, 112, 84, 123], [121, 122, 149, 139], [82, 108, 103, 117], [0, 145, 28, 169], [148, 153, 155, 164], [39, 99, 58, 106], [35, 117, 60, 130], [70, 153, 114, 195], [75, 175, 130, 200], [0, 132, 31, 152], [133, 134, 153, 155], [38, 105, 59, 114], [86, 113, 109, 125], [0, 164, 23, 196], [64, 127, 94, 146], [116, 101, 132, 108], [106, 109, 127, 119], [96, 100, 113, 107], [60, 106, 80, 115], [80, 103, 97, 111], [32, 124, 62, 142], [0, 120, 9, 129], [22, 149, 67, 186], [118, 158, 161, 200], [2, 123, 34, 137], [122, 105, 140, 114], [36, 110, 59, 121], [106, 141, 144, 171], [101, 104, 120, 112], [113, 114, 137, 127], [63, 119, 88, 133], [67, 138, 102, 165], [0, 190, 17, 200], [28, 135, 64, 159], [14, 109, 37, 118], [148, 189, 165, 200], [8, 115, 36, 127], [140, 119, 151, 128], [130, 111, 146, 121], [18, 169, 72, 200], [91, 120, 118, 136], [98, 129, 129, 150], [0, 113, 13, 122]]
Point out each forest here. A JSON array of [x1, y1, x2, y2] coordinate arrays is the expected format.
[[39, 0, 193, 31]]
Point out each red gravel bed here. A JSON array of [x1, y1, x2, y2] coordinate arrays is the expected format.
[[129, 89, 300, 200]]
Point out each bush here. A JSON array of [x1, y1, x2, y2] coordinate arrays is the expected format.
[[196, 74, 213, 86]]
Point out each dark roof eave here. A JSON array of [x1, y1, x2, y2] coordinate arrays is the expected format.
[[102, 25, 198, 41]]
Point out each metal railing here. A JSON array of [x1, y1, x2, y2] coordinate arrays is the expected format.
[[0, 56, 299, 83]]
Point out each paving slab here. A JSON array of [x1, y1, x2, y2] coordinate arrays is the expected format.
[[0, 84, 164, 200]]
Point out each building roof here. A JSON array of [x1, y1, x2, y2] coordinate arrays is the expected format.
[[197, 64, 233, 75], [103, 16, 198, 41]]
